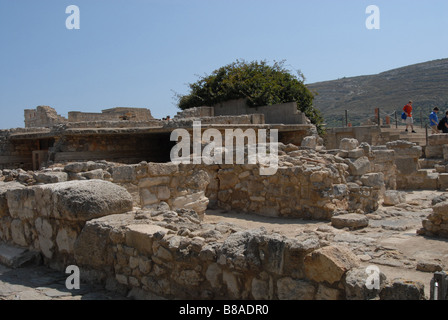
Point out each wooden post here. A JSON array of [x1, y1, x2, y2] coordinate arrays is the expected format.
[[345, 110, 348, 127]]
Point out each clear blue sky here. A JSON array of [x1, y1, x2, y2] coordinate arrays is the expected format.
[[1, 0, 447, 129]]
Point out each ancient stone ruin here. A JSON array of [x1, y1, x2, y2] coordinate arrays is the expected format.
[[1, 103, 448, 300]]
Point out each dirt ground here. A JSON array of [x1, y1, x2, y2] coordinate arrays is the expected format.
[[205, 190, 448, 299]]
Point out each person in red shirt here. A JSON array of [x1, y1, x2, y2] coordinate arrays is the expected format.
[[403, 100, 416, 133]]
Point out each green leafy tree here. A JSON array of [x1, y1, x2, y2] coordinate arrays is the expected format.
[[176, 60, 324, 134]]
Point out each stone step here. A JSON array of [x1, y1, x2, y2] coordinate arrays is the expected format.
[[0, 243, 41, 268]]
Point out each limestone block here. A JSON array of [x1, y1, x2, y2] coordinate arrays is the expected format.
[[222, 270, 242, 299], [147, 163, 178, 176], [379, 279, 425, 300], [125, 224, 168, 255], [428, 134, 448, 146], [111, 165, 137, 183], [348, 148, 364, 159], [205, 263, 222, 289], [360, 173, 384, 188], [0, 182, 23, 218], [439, 174, 448, 190], [331, 214, 369, 230], [171, 191, 209, 215], [251, 277, 271, 300], [7, 188, 37, 220], [56, 227, 78, 253], [344, 267, 387, 300], [140, 189, 158, 207], [138, 176, 170, 188], [276, 277, 316, 300], [373, 149, 395, 162], [64, 162, 88, 173], [185, 170, 210, 190], [35, 172, 68, 184], [339, 138, 359, 151], [156, 186, 171, 201], [10, 219, 28, 247], [74, 219, 115, 268], [301, 136, 317, 149], [315, 284, 342, 300], [425, 145, 443, 159], [304, 246, 360, 284], [35, 180, 133, 221], [386, 140, 415, 149], [395, 158, 419, 175], [348, 157, 371, 176], [383, 190, 406, 206], [432, 201, 448, 218], [80, 169, 104, 180], [217, 170, 239, 189]]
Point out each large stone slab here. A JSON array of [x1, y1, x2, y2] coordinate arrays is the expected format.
[[0, 243, 40, 268], [33, 180, 133, 221], [304, 245, 360, 284], [331, 214, 369, 230]]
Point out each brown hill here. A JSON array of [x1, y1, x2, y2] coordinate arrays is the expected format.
[[307, 58, 448, 127]]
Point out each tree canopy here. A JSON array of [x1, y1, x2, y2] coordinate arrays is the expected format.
[[176, 60, 323, 133]]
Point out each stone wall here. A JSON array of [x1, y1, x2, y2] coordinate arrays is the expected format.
[[174, 107, 215, 119], [426, 134, 448, 159], [419, 198, 448, 238], [324, 126, 388, 150], [212, 99, 307, 125], [68, 107, 154, 122], [0, 180, 133, 269], [74, 212, 367, 300], [24, 106, 68, 128], [0, 156, 426, 300], [88, 145, 382, 220]]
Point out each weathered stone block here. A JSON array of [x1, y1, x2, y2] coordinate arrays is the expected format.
[[379, 279, 425, 300], [339, 138, 359, 151], [111, 165, 137, 183], [125, 224, 168, 255], [304, 246, 360, 284], [277, 277, 316, 300], [36, 172, 68, 184], [348, 157, 371, 176], [348, 148, 364, 159], [439, 174, 448, 190], [383, 190, 407, 206], [147, 163, 178, 176], [360, 173, 384, 188], [301, 136, 317, 149], [331, 214, 369, 230]]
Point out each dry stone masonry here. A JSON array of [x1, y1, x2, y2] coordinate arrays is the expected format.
[[3, 104, 448, 300]]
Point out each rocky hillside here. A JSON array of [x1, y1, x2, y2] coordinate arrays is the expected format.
[[307, 58, 448, 127]]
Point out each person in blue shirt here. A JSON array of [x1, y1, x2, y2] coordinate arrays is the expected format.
[[430, 107, 440, 134]]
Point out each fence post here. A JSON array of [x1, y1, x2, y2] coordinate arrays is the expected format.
[[345, 110, 348, 127], [420, 110, 423, 129], [395, 111, 398, 129], [378, 108, 381, 127]]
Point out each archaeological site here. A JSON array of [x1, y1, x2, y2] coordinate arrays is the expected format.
[[2, 101, 448, 301]]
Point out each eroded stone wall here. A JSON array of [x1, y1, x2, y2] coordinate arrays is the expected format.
[[0, 180, 133, 269]]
